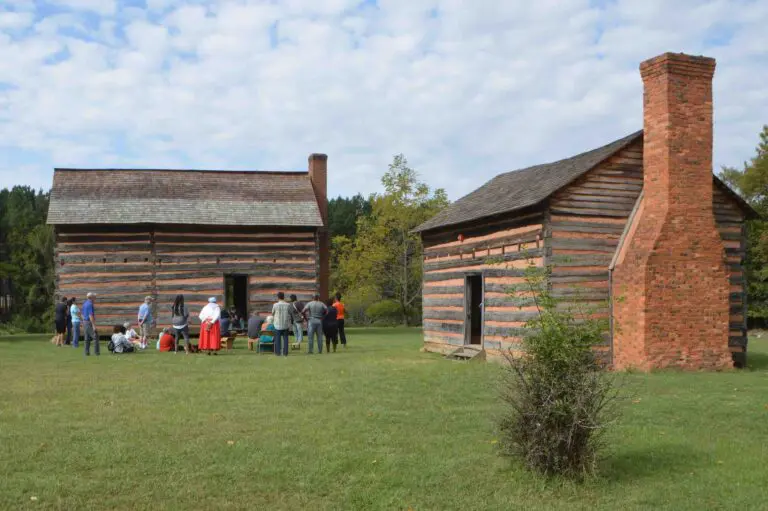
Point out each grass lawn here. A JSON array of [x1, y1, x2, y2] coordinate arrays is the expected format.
[[1, 328, 767, 510]]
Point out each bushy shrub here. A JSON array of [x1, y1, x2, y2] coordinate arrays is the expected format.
[[343, 286, 379, 326], [365, 299, 403, 326], [497, 262, 620, 479]]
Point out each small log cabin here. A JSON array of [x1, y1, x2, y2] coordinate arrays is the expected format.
[[46, 153, 330, 334], [414, 52, 758, 370]]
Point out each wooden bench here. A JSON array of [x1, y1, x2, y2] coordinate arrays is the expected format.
[[220, 332, 237, 352]]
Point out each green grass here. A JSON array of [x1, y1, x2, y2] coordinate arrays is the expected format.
[[1, 328, 767, 510]]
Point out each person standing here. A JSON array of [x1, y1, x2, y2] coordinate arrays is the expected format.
[[302, 294, 327, 354], [334, 293, 347, 348], [137, 296, 154, 350], [170, 294, 191, 354], [69, 297, 81, 348], [198, 297, 222, 355], [82, 292, 99, 356], [54, 297, 67, 347], [323, 298, 339, 353], [65, 298, 73, 345], [271, 292, 292, 357], [290, 294, 305, 347]]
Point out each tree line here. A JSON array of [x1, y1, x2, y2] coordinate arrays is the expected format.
[[2, 129, 768, 333], [0, 187, 55, 333]]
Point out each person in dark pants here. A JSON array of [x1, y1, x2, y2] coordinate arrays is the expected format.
[[170, 294, 191, 354], [334, 293, 347, 348], [322, 298, 339, 353], [271, 292, 293, 356], [65, 297, 73, 345], [82, 292, 99, 356]]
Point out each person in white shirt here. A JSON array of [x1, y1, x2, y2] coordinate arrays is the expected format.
[[198, 297, 222, 355], [123, 322, 143, 349]]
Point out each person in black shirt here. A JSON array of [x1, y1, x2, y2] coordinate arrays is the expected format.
[[54, 297, 68, 347], [322, 298, 339, 353]]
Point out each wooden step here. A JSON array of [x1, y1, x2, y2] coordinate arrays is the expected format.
[[444, 346, 486, 362]]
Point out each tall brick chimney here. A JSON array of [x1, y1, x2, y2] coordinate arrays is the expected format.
[[309, 153, 329, 300], [611, 53, 731, 370]]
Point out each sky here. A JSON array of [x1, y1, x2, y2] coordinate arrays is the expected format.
[[1, 0, 767, 201]]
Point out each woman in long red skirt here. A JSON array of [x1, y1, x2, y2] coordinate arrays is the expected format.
[[198, 297, 222, 355]]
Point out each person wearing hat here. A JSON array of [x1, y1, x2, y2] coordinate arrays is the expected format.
[[137, 296, 154, 350], [82, 292, 99, 356], [198, 297, 222, 355]]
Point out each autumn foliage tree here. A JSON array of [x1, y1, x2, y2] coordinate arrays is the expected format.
[[334, 154, 448, 325]]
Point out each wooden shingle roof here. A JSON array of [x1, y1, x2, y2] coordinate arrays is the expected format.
[[47, 169, 324, 227], [414, 130, 758, 233]]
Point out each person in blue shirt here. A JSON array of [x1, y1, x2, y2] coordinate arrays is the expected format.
[[138, 296, 154, 350], [82, 292, 99, 356]]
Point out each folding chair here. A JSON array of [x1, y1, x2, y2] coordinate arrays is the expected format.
[[258, 331, 275, 354]]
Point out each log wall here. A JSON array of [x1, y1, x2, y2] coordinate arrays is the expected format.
[[54, 224, 320, 334], [713, 186, 748, 360], [547, 141, 645, 359], [420, 209, 546, 355]]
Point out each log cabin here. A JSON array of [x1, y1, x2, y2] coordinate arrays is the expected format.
[[413, 52, 758, 370], [46, 153, 330, 334]]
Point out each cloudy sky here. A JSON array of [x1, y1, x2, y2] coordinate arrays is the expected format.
[[1, 0, 767, 200]]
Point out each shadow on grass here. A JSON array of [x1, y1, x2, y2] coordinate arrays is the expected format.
[[601, 444, 706, 483], [746, 351, 768, 371]]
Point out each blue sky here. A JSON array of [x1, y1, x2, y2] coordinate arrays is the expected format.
[[1, 0, 767, 199]]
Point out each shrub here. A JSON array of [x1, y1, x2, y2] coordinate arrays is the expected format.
[[497, 262, 620, 479], [343, 286, 379, 326], [365, 299, 403, 326]]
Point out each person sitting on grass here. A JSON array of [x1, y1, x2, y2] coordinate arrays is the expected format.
[[124, 322, 142, 348], [111, 325, 135, 354], [158, 328, 176, 352], [247, 312, 264, 351]]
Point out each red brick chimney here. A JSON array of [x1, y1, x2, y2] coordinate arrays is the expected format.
[[308, 153, 329, 300], [611, 53, 731, 370]]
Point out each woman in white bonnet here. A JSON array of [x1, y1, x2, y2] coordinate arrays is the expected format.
[[198, 297, 222, 355]]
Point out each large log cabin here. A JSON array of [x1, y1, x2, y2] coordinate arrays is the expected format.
[[414, 52, 758, 370], [46, 153, 330, 334]]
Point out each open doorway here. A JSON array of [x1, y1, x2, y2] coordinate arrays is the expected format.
[[224, 274, 249, 321], [465, 274, 483, 346]]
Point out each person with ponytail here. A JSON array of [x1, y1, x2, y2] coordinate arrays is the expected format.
[[171, 294, 191, 353]]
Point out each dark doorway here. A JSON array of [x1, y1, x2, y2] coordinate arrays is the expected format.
[[465, 274, 483, 345], [224, 274, 249, 320]]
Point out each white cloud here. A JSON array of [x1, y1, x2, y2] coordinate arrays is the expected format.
[[0, 10, 34, 30], [0, 0, 767, 201]]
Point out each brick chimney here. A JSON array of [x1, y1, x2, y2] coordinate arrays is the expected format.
[[611, 53, 731, 370], [309, 153, 329, 300]]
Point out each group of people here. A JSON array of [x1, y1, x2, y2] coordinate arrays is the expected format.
[[263, 292, 347, 356], [53, 293, 99, 354], [53, 291, 348, 357]]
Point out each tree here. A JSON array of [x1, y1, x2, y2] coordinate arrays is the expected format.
[[335, 154, 448, 325], [718, 125, 768, 324], [328, 194, 372, 239], [0, 186, 54, 330]]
